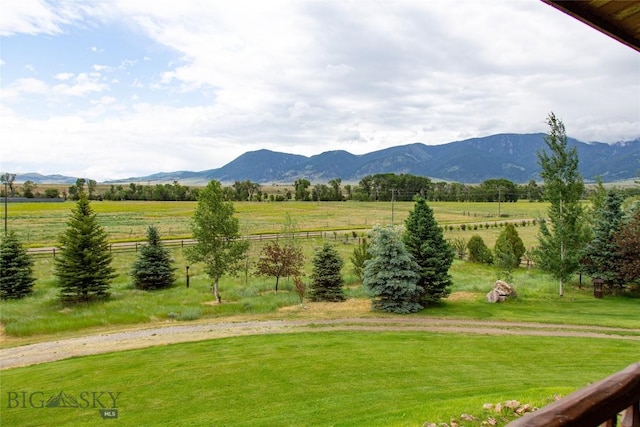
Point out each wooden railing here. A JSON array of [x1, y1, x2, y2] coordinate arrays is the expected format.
[[508, 362, 640, 426]]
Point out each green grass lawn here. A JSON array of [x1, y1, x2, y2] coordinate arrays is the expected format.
[[2, 332, 638, 426]]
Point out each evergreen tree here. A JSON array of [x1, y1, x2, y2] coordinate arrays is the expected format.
[[309, 242, 345, 302], [534, 112, 588, 296], [363, 226, 422, 313], [494, 224, 525, 271], [0, 231, 35, 299], [467, 235, 493, 264], [54, 195, 115, 302], [131, 225, 176, 290], [581, 191, 625, 291], [185, 180, 249, 303], [402, 198, 453, 305], [494, 233, 518, 272], [614, 206, 640, 285]]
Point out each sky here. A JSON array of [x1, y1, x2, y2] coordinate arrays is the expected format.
[[1, 0, 639, 181]]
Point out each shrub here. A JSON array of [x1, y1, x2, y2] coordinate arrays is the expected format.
[[467, 235, 493, 265]]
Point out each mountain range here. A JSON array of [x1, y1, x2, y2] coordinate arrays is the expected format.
[[17, 133, 640, 185]]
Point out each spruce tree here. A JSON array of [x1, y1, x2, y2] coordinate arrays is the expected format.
[[364, 226, 422, 313], [581, 191, 625, 291], [403, 198, 454, 305], [131, 225, 176, 290], [309, 242, 345, 302], [54, 195, 115, 303], [614, 206, 640, 285], [0, 231, 36, 299]]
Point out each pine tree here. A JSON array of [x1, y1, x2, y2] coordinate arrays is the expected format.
[[581, 191, 625, 291], [363, 226, 422, 313], [131, 225, 176, 290], [402, 198, 453, 305], [54, 195, 115, 303], [534, 112, 588, 296], [0, 231, 36, 299], [309, 242, 345, 302]]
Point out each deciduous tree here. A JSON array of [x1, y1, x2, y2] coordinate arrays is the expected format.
[[363, 226, 422, 313], [131, 225, 176, 290], [54, 195, 115, 302], [185, 180, 249, 303], [0, 231, 35, 299], [255, 240, 304, 292], [350, 237, 371, 282], [534, 112, 588, 296]]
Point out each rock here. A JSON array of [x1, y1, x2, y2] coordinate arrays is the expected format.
[[486, 280, 516, 303]]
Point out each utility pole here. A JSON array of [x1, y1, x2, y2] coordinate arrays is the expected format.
[[391, 189, 396, 224], [1, 173, 14, 235]]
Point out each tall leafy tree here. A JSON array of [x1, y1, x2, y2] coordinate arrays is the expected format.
[[534, 112, 588, 296], [364, 226, 422, 313], [131, 225, 176, 290], [255, 240, 304, 293], [54, 195, 115, 302], [403, 198, 454, 305], [0, 231, 35, 299], [185, 180, 249, 303], [309, 242, 345, 302]]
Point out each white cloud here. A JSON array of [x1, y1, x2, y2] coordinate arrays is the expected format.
[[53, 72, 75, 81], [0, 0, 638, 180]]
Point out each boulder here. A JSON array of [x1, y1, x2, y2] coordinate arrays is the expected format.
[[486, 280, 516, 303]]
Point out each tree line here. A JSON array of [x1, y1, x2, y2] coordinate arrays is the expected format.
[[5, 171, 638, 204]]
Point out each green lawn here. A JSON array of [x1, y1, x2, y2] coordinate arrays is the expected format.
[[2, 332, 638, 426]]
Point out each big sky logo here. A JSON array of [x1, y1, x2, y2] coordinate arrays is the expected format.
[[5, 391, 120, 419]]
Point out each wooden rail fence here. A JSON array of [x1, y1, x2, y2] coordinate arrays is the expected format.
[[507, 362, 640, 427], [26, 231, 333, 256]]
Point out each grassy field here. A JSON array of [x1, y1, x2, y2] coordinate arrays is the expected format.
[[4, 200, 546, 247], [1, 332, 638, 426], [2, 240, 639, 338], [1, 199, 639, 426]]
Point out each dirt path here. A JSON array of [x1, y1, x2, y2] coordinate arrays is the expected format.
[[3, 301, 640, 370]]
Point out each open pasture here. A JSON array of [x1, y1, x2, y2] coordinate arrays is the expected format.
[[4, 200, 547, 247]]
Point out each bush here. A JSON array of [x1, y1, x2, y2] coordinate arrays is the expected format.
[[467, 235, 493, 265]]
